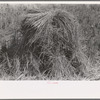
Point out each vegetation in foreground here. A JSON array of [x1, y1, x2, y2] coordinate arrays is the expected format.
[[0, 4, 100, 80]]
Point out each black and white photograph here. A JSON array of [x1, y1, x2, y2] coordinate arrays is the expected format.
[[1, 1, 100, 99], [0, 2, 100, 81]]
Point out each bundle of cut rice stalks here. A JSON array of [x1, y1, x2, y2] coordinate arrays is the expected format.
[[6, 9, 86, 79]]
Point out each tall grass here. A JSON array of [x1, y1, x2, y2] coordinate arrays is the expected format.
[[0, 4, 100, 80]]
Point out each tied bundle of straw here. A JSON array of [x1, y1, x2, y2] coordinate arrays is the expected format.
[[18, 9, 80, 77]]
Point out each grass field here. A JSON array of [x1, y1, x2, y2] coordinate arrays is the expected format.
[[0, 4, 100, 80]]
